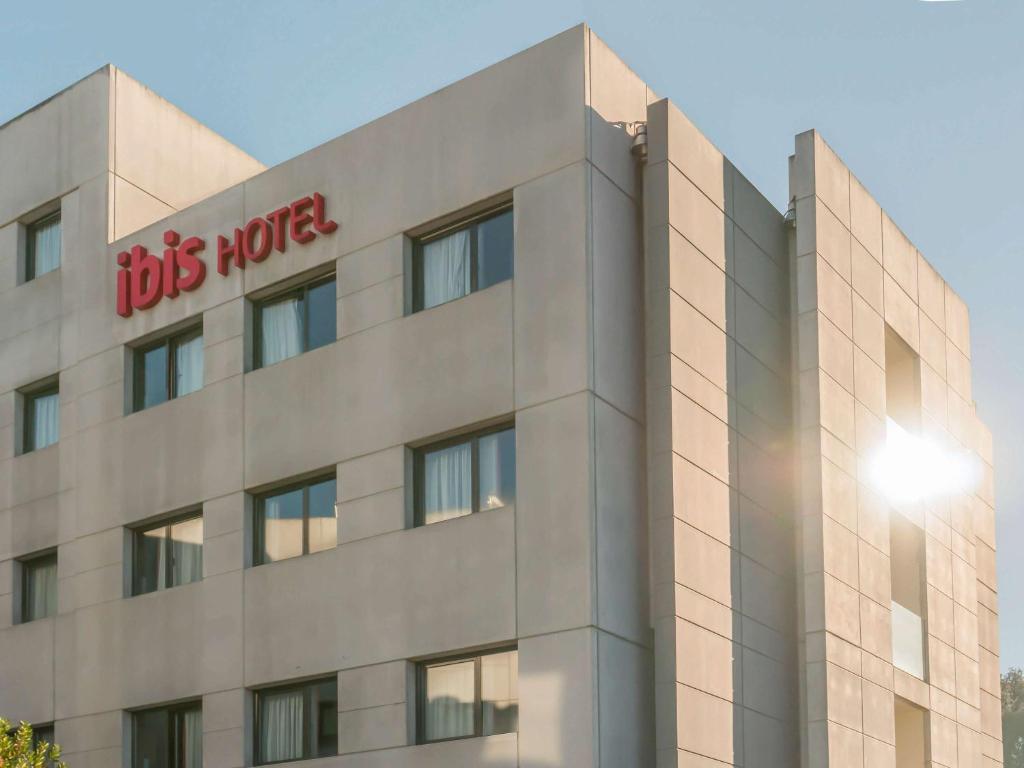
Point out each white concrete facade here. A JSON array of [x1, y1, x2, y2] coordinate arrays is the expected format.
[[0, 25, 1001, 768]]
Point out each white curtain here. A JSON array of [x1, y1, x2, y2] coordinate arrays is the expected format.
[[27, 557, 57, 620], [170, 517, 203, 587], [32, 215, 61, 275], [424, 442, 472, 524], [175, 335, 204, 397], [140, 526, 168, 592], [261, 297, 304, 366], [182, 709, 202, 768], [425, 661, 475, 741], [260, 689, 304, 763], [32, 392, 59, 449], [262, 490, 304, 562], [481, 651, 518, 736], [422, 230, 470, 309], [478, 430, 514, 511]]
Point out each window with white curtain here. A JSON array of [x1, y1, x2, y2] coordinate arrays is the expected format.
[[19, 551, 57, 623], [254, 476, 337, 565], [255, 677, 337, 765], [255, 275, 335, 368], [419, 649, 518, 743], [132, 324, 204, 413], [26, 211, 61, 280], [22, 380, 59, 453], [415, 425, 515, 526], [132, 511, 203, 596], [132, 702, 202, 768], [413, 205, 513, 312]]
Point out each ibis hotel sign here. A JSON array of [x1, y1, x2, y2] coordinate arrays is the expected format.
[[116, 192, 337, 317]]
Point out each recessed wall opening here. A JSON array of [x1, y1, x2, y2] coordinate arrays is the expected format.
[[891, 513, 928, 680], [894, 697, 928, 766], [885, 326, 921, 433]]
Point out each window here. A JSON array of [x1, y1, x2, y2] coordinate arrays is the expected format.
[[255, 275, 335, 368], [891, 514, 927, 680], [26, 211, 61, 280], [415, 425, 515, 526], [132, 702, 202, 768], [894, 697, 927, 766], [254, 677, 336, 765], [418, 649, 518, 744], [133, 326, 204, 412], [32, 724, 54, 752], [22, 381, 59, 453], [254, 476, 337, 565], [132, 512, 203, 596], [19, 551, 57, 623], [885, 326, 921, 433], [4, 723, 55, 754], [413, 206, 513, 311]]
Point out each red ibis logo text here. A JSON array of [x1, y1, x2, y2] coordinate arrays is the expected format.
[[116, 192, 338, 317]]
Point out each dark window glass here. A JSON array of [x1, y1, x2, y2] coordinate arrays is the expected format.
[[306, 280, 336, 353], [26, 211, 61, 280], [33, 724, 54, 752], [415, 425, 515, 526], [20, 552, 57, 623], [256, 276, 336, 368], [476, 209, 514, 290], [133, 512, 203, 596], [23, 382, 59, 452], [419, 649, 518, 743], [255, 677, 337, 765], [141, 345, 169, 410], [255, 477, 337, 565], [413, 206, 513, 311], [133, 326, 203, 413], [133, 703, 201, 768]]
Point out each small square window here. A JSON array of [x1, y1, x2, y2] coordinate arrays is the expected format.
[[254, 275, 336, 368], [132, 702, 201, 768], [26, 211, 61, 281], [32, 724, 54, 752], [418, 648, 518, 743], [415, 425, 515, 526], [132, 325, 204, 413], [254, 476, 337, 565], [413, 206, 513, 312], [254, 677, 337, 764], [132, 511, 204, 596], [19, 551, 57, 623], [21, 381, 59, 453]]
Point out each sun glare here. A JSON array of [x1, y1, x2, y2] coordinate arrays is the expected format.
[[869, 419, 981, 505]]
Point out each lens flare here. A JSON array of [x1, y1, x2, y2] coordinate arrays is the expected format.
[[869, 419, 981, 505]]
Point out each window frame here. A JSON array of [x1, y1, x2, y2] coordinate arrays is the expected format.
[[412, 204, 513, 312], [131, 509, 204, 597], [253, 676, 337, 766], [22, 380, 59, 454], [132, 323, 204, 413], [131, 700, 201, 768], [253, 474, 337, 566], [413, 423, 515, 527], [25, 210, 61, 281], [253, 274, 336, 370], [19, 550, 58, 624], [416, 647, 518, 745]]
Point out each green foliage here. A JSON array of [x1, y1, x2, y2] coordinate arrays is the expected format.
[[0, 719, 65, 768], [1004, 668, 1024, 768]]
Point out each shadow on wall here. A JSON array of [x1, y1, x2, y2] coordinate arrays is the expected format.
[[721, 157, 800, 766]]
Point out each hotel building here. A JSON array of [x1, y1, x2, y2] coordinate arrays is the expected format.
[[0, 24, 1002, 768]]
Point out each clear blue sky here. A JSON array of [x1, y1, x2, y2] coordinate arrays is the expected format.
[[3, 1, 1021, 667]]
